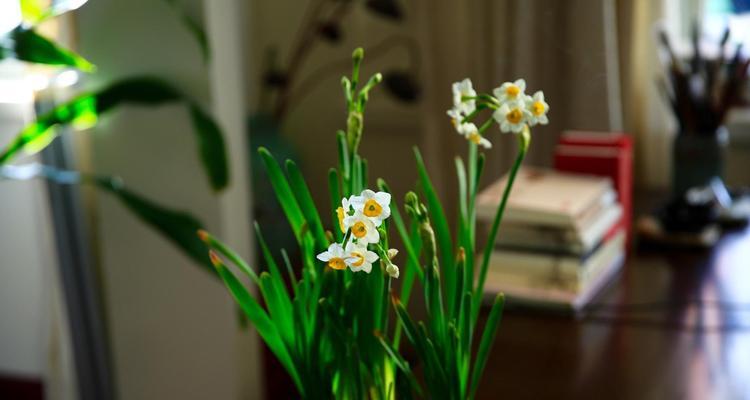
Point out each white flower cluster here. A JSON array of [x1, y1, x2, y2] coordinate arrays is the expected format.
[[317, 189, 399, 278], [447, 78, 549, 148]]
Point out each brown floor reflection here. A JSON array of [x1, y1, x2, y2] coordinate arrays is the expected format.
[[479, 226, 750, 400]]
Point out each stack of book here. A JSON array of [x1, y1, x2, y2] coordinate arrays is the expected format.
[[477, 167, 625, 311]]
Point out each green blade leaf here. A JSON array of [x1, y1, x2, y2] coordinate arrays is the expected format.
[[9, 26, 95, 71], [0, 163, 216, 275], [20, 0, 46, 24], [377, 178, 422, 282], [95, 177, 215, 274], [160, 0, 209, 61], [286, 159, 328, 249], [258, 272, 295, 351], [375, 331, 423, 397], [198, 229, 258, 284], [209, 253, 303, 393], [0, 77, 229, 192], [257, 147, 306, 243], [469, 293, 505, 400], [328, 168, 343, 242], [187, 104, 229, 191], [413, 148, 456, 315]]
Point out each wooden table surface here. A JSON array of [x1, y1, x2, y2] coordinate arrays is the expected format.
[[479, 224, 750, 400]]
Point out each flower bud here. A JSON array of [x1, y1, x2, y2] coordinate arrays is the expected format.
[[386, 263, 399, 279], [387, 248, 399, 259]]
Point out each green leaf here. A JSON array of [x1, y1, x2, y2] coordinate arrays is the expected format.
[[0, 164, 217, 275], [375, 331, 423, 397], [413, 148, 456, 315], [258, 272, 295, 351], [210, 254, 303, 393], [469, 293, 505, 400], [9, 26, 95, 71], [198, 230, 258, 283], [20, 0, 46, 24], [0, 77, 229, 192], [376, 179, 422, 282], [21, 0, 90, 24], [187, 104, 229, 191], [160, 0, 210, 61], [257, 147, 307, 243], [95, 177, 215, 273], [328, 168, 343, 242], [286, 160, 328, 249]]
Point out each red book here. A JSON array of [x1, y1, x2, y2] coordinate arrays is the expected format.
[[554, 131, 633, 248]]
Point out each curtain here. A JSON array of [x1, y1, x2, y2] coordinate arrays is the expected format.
[[414, 0, 694, 202]]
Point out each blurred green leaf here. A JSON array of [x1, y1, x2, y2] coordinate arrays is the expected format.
[[8, 26, 95, 71], [160, 0, 209, 61], [286, 159, 327, 249], [20, 0, 46, 24], [211, 254, 303, 392], [469, 293, 505, 399], [187, 104, 229, 191], [21, 0, 91, 24], [257, 147, 306, 243], [95, 177, 215, 273], [414, 148, 456, 312], [0, 77, 229, 192], [0, 163, 215, 274]]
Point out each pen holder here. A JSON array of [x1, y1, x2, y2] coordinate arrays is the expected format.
[[672, 127, 728, 197]]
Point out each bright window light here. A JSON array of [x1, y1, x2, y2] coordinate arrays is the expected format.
[[0, 1, 22, 36]]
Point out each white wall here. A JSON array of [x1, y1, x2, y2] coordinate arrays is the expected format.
[[0, 81, 52, 378], [76, 0, 252, 398]]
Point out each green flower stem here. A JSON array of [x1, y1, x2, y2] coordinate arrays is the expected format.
[[472, 126, 530, 325], [477, 118, 495, 135], [461, 94, 500, 107]]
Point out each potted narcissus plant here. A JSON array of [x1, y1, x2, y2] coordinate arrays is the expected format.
[[200, 48, 549, 398]]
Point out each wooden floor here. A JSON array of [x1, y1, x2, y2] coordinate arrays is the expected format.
[[478, 225, 750, 400]]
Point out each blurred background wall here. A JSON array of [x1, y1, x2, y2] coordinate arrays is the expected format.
[[73, 0, 254, 398]]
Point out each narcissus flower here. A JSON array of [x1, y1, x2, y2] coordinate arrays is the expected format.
[[455, 121, 477, 137], [526, 91, 549, 126], [447, 108, 463, 128], [336, 196, 352, 233], [451, 78, 477, 115], [344, 211, 380, 244], [345, 242, 378, 273], [316, 243, 348, 270], [493, 101, 531, 134], [493, 79, 526, 104], [466, 131, 492, 149], [350, 190, 391, 226]]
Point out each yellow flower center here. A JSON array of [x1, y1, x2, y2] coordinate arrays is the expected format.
[[532, 101, 545, 116], [363, 199, 383, 218], [350, 251, 365, 267], [506, 108, 523, 124], [468, 132, 482, 144], [506, 85, 520, 97], [352, 221, 368, 238], [451, 118, 458, 127], [337, 206, 346, 233], [328, 257, 346, 270]]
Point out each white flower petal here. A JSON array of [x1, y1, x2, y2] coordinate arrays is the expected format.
[[373, 191, 391, 205]]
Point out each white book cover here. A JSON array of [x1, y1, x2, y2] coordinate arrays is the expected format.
[[496, 204, 622, 255], [484, 252, 625, 311], [476, 167, 614, 228], [487, 229, 626, 286]]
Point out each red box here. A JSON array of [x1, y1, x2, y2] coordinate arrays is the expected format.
[[554, 131, 633, 248]]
